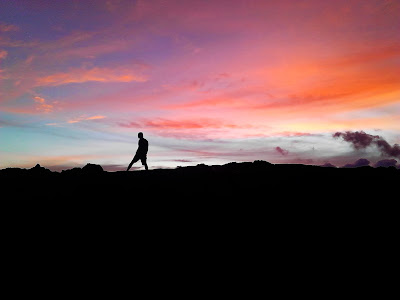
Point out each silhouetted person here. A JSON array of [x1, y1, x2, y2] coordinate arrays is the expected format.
[[127, 132, 149, 171]]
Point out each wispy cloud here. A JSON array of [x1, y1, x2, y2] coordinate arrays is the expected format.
[[68, 115, 106, 124], [117, 117, 263, 139], [35, 66, 147, 87], [43, 115, 107, 126], [0, 50, 7, 59], [144, 118, 234, 129], [118, 118, 245, 130], [0, 23, 19, 32], [34, 96, 54, 113]]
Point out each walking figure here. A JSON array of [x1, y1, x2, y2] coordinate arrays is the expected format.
[[127, 132, 149, 171]]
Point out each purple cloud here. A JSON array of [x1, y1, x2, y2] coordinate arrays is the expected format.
[[375, 139, 400, 158], [333, 131, 400, 159], [374, 159, 397, 168], [341, 158, 370, 168], [320, 163, 336, 168], [333, 131, 379, 149], [275, 146, 289, 156]]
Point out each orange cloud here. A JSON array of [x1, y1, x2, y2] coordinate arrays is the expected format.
[[0, 50, 7, 59], [145, 118, 222, 129], [36, 67, 147, 87], [0, 23, 19, 32], [68, 115, 106, 123], [163, 41, 400, 121], [328, 44, 400, 68], [34, 96, 53, 113], [86, 115, 107, 120], [49, 40, 130, 61]]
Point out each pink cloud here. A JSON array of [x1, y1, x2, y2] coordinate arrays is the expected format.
[[272, 132, 313, 137], [144, 118, 226, 129], [117, 117, 270, 140], [166, 96, 244, 110], [118, 118, 251, 131]]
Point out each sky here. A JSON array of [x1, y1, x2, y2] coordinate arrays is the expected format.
[[1, 0, 399, 171]]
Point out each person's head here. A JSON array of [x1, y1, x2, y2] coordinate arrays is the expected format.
[[138, 132, 143, 139]]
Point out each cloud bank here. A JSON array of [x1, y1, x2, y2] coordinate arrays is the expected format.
[[333, 131, 400, 159]]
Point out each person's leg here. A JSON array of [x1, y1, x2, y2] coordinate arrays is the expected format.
[[141, 157, 148, 171], [127, 155, 139, 171]]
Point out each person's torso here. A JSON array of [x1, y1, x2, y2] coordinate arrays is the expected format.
[[138, 138, 148, 154]]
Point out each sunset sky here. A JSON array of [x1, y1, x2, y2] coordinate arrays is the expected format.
[[1, 0, 399, 171]]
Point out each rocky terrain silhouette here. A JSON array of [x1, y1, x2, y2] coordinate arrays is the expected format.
[[3, 160, 397, 258], [2, 160, 398, 201]]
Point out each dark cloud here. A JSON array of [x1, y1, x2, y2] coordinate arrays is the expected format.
[[320, 159, 400, 169], [287, 158, 314, 165], [341, 158, 370, 168], [320, 163, 336, 168], [275, 146, 289, 156], [333, 131, 379, 150], [374, 159, 397, 168], [333, 131, 400, 158], [375, 139, 400, 158], [173, 159, 194, 163]]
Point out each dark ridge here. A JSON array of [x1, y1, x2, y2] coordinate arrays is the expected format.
[[2, 160, 398, 253], [1, 160, 398, 201]]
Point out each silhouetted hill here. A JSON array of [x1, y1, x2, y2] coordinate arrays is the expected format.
[[2, 160, 398, 261], [2, 161, 399, 201]]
